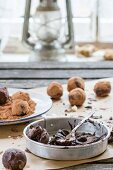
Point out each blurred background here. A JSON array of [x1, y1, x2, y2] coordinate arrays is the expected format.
[[0, 0, 113, 62]]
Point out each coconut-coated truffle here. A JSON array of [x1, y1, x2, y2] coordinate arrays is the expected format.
[[47, 81, 63, 100], [2, 148, 27, 170], [69, 88, 86, 106], [67, 77, 85, 92], [94, 81, 111, 97]]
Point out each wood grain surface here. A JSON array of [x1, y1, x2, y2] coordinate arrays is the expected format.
[[0, 61, 113, 89], [0, 61, 113, 170]]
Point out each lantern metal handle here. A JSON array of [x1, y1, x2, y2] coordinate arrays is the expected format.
[[22, 0, 35, 49], [63, 0, 74, 49]]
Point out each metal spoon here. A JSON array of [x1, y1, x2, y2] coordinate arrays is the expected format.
[[66, 112, 95, 140]]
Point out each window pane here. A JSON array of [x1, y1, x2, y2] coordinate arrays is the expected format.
[[98, 0, 113, 42], [71, 0, 97, 42]]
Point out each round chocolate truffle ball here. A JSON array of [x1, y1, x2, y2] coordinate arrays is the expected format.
[[94, 81, 111, 97], [12, 91, 30, 101], [28, 125, 49, 144], [2, 148, 27, 170], [67, 77, 85, 92], [69, 88, 86, 106], [28, 125, 43, 141], [12, 99, 30, 116], [47, 81, 63, 100], [0, 87, 9, 105]]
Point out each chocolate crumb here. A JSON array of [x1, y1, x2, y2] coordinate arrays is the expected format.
[[109, 117, 113, 120], [88, 102, 92, 104], [88, 98, 97, 102], [11, 127, 19, 133], [85, 106, 92, 109], [92, 115, 102, 119], [100, 108, 107, 111]]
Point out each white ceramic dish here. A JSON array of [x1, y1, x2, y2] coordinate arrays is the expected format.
[[0, 88, 52, 125]]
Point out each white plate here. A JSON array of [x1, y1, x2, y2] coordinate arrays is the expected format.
[[0, 88, 52, 125]]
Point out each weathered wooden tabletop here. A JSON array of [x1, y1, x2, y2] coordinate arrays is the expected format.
[[1, 61, 113, 170]]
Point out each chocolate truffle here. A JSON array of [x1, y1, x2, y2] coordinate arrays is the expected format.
[[67, 77, 85, 92], [12, 99, 30, 116], [0, 87, 9, 105], [2, 148, 27, 170], [47, 81, 63, 100], [12, 91, 30, 101], [69, 88, 86, 106], [76, 44, 97, 57], [104, 49, 113, 60], [94, 81, 111, 97], [28, 125, 49, 144]]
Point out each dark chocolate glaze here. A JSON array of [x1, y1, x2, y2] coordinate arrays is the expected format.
[[27, 121, 106, 146]]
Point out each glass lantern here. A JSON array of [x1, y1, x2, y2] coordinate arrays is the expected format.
[[22, 0, 74, 60]]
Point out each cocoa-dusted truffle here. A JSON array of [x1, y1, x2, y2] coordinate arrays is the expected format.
[[28, 125, 49, 144], [104, 49, 113, 60], [69, 88, 86, 106], [67, 77, 85, 92], [47, 81, 63, 100], [94, 81, 111, 97], [0, 87, 9, 105], [2, 148, 27, 170], [12, 91, 30, 101], [76, 44, 97, 57], [11, 99, 30, 116]]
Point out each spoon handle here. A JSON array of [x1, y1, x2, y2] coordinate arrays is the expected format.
[[71, 112, 94, 133], [66, 112, 95, 139]]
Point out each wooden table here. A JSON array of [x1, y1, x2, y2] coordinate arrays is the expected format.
[[0, 61, 113, 170]]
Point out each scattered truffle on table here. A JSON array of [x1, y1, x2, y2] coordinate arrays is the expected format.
[[47, 81, 63, 100], [104, 49, 113, 60], [0, 87, 9, 105], [69, 88, 86, 106], [76, 44, 97, 57], [2, 148, 27, 170], [94, 81, 111, 97], [67, 77, 85, 92]]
